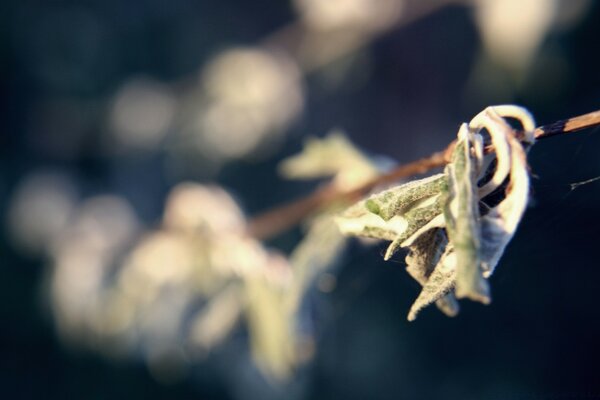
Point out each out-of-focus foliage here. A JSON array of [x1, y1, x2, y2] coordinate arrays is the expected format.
[[473, 0, 592, 72], [109, 78, 178, 151], [294, 0, 404, 33], [188, 48, 304, 160], [16, 131, 378, 384], [48, 182, 298, 380], [279, 131, 380, 191], [280, 131, 382, 314], [7, 171, 79, 255]]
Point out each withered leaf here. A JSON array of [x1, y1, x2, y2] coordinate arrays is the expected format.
[[334, 105, 537, 321], [444, 124, 490, 304], [336, 173, 447, 259], [407, 244, 457, 321], [479, 132, 531, 276], [405, 228, 459, 320]]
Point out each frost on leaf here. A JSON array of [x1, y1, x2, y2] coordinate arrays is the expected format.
[[335, 105, 536, 320], [444, 124, 490, 304], [479, 128, 532, 276], [405, 228, 459, 320], [408, 244, 458, 322], [336, 173, 447, 260]]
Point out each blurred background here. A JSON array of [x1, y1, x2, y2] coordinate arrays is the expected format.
[[2, 0, 600, 399]]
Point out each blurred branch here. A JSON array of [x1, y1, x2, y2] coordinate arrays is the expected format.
[[247, 109, 600, 240]]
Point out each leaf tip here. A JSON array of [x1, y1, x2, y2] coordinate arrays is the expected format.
[[384, 240, 400, 261], [455, 284, 491, 305]]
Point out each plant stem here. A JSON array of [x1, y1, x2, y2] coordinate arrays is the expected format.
[[247, 109, 600, 240], [534, 109, 600, 139]]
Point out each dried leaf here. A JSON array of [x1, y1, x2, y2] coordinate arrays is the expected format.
[[474, 105, 536, 276], [335, 173, 447, 259], [383, 197, 446, 260], [480, 132, 531, 276], [363, 173, 446, 221], [333, 105, 536, 321], [469, 109, 512, 198], [444, 124, 490, 304], [405, 228, 459, 319], [407, 245, 457, 321]]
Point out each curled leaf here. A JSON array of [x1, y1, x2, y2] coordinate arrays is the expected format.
[[334, 105, 537, 321], [444, 124, 490, 304], [363, 173, 446, 221], [480, 131, 532, 276], [383, 198, 445, 260], [469, 109, 513, 198], [408, 244, 457, 321], [335, 173, 446, 258], [405, 228, 459, 320]]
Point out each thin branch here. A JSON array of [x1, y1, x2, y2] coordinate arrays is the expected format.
[[247, 109, 600, 240], [534, 109, 600, 139]]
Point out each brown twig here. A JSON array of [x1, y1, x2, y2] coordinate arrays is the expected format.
[[247, 110, 600, 240], [533, 109, 600, 139]]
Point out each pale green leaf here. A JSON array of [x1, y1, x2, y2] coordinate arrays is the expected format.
[[335, 173, 446, 253], [405, 228, 459, 319], [383, 197, 445, 260], [407, 244, 457, 321], [444, 124, 490, 304], [333, 105, 536, 321], [364, 173, 446, 221]]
